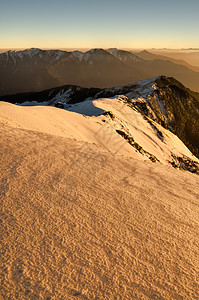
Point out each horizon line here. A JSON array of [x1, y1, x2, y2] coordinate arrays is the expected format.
[[1, 47, 199, 51]]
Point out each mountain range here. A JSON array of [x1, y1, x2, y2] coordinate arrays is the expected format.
[[0, 48, 199, 96]]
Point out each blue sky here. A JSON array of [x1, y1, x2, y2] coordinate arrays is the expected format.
[[0, 0, 199, 49]]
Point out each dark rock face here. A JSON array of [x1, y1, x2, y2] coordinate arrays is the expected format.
[[144, 77, 199, 159], [54, 102, 64, 108], [115, 130, 159, 163], [170, 155, 199, 174]]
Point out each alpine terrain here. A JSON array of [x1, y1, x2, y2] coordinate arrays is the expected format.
[[0, 76, 199, 299]]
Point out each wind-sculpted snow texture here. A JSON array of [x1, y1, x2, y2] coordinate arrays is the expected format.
[[0, 121, 199, 299]]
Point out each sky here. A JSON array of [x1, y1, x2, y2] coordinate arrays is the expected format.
[[0, 0, 199, 49]]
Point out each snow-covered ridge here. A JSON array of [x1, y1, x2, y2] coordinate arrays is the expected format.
[[0, 47, 142, 63], [1, 75, 198, 168], [1, 96, 198, 175], [107, 48, 141, 63], [3, 48, 66, 59], [73, 48, 114, 62]]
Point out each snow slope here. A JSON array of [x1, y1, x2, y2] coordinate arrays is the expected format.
[[0, 98, 198, 172], [0, 118, 199, 299]]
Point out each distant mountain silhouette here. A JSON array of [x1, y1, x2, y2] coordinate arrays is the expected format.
[[137, 50, 199, 72], [0, 48, 199, 95]]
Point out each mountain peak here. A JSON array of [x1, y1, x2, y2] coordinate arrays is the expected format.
[[107, 48, 142, 63], [8, 48, 42, 56], [139, 50, 151, 54], [85, 48, 109, 55], [82, 48, 112, 62]]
